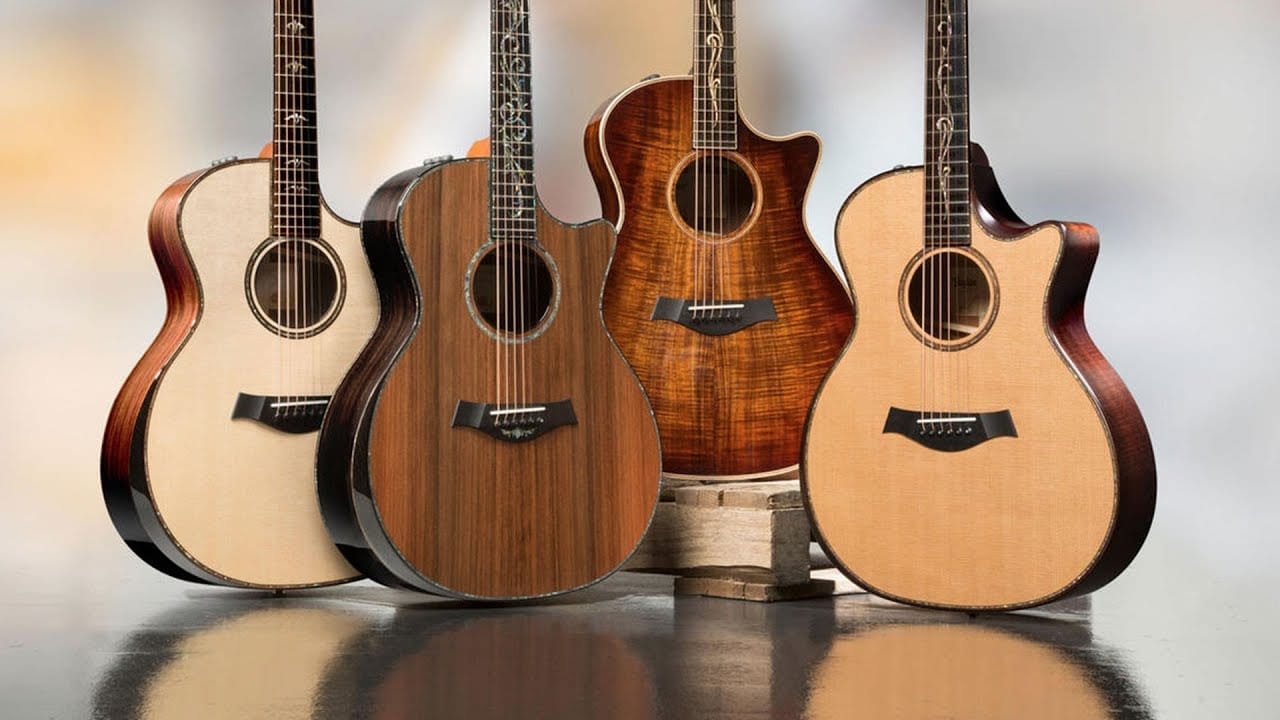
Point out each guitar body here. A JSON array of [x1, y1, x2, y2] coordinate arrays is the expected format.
[[102, 159, 378, 588], [319, 159, 661, 600], [803, 155, 1156, 611], [586, 76, 854, 479]]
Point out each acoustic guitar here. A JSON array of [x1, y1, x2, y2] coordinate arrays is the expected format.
[[100, 0, 377, 588], [316, 0, 661, 600], [802, 0, 1156, 611], [585, 0, 854, 480]]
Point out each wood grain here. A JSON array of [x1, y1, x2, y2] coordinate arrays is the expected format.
[[355, 159, 662, 600], [586, 77, 854, 479], [627, 479, 813, 585], [802, 160, 1156, 611], [101, 170, 210, 584]]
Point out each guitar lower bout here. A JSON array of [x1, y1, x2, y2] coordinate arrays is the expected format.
[[328, 158, 662, 601], [803, 158, 1156, 612]]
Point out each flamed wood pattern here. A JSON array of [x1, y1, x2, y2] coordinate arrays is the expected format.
[[586, 77, 853, 479], [346, 159, 661, 600], [802, 156, 1156, 611]]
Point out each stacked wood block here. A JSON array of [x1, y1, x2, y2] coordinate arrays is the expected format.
[[626, 479, 836, 602]]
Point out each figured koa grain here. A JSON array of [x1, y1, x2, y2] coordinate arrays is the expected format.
[[587, 77, 854, 479]]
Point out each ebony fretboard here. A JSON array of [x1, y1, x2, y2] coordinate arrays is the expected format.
[[490, 0, 537, 246], [273, 0, 321, 240], [924, 0, 971, 248], [693, 0, 738, 151]]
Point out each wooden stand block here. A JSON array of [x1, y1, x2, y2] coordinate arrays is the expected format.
[[674, 576, 837, 603], [628, 479, 834, 601]]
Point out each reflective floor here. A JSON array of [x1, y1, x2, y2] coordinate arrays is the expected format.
[[3, 527, 1273, 720]]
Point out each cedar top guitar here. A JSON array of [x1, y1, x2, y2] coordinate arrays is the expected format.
[[317, 0, 661, 600], [802, 0, 1156, 611], [100, 0, 377, 588], [586, 0, 854, 480]]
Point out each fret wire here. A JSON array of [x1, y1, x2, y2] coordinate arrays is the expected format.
[[923, 0, 971, 246], [273, 0, 320, 238], [693, 0, 739, 150], [490, 0, 537, 243]]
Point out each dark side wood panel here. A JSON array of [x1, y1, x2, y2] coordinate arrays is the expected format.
[[317, 168, 426, 586], [589, 77, 854, 478], [975, 146, 1157, 598], [99, 170, 209, 583], [364, 160, 661, 599], [1046, 222, 1157, 597]]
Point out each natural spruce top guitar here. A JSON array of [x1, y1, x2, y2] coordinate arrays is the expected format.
[[585, 0, 854, 480], [316, 0, 661, 600], [802, 0, 1156, 611], [100, 0, 377, 589]]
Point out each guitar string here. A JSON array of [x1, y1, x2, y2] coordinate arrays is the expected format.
[[926, 0, 938, 429], [504, 0, 519, 416], [712, 0, 722, 317], [514, 0, 526, 414], [286, 0, 298, 415], [305, 0, 316, 406], [942, 1, 952, 429], [275, 2, 284, 418], [961, 1, 970, 428], [298, 0, 310, 410], [493, 0, 504, 415], [694, 0, 703, 321], [924, 0, 932, 428], [517, 0, 529, 415], [522, 0, 537, 415], [284, 0, 296, 415], [708, 0, 715, 318]]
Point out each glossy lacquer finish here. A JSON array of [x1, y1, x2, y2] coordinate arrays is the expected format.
[[100, 170, 210, 585], [318, 160, 661, 601], [803, 151, 1157, 612], [81, 575, 1166, 720], [586, 76, 854, 479], [100, 160, 376, 590]]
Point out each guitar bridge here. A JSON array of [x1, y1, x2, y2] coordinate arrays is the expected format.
[[232, 394, 330, 434], [650, 297, 777, 337], [452, 400, 577, 443], [883, 407, 1017, 452]]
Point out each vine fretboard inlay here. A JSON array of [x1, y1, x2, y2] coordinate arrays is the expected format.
[[924, 0, 971, 248], [694, 0, 738, 150], [491, 0, 536, 245]]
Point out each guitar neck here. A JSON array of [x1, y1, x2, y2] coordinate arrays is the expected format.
[[693, 0, 738, 151], [924, 0, 971, 248], [273, 0, 321, 240], [490, 0, 537, 246]]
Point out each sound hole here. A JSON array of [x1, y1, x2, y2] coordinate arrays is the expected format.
[[248, 239, 344, 339], [471, 243, 555, 337], [672, 154, 756, 236], [905, 250, 995, 347]]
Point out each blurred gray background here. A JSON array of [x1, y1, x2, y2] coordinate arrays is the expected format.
[[0, 1, 1276, 717]]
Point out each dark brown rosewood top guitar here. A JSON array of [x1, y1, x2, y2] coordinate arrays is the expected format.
[[317, 0, 661, 600], [586, 0, 854, 479], [802, 0, 1156, 611]]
